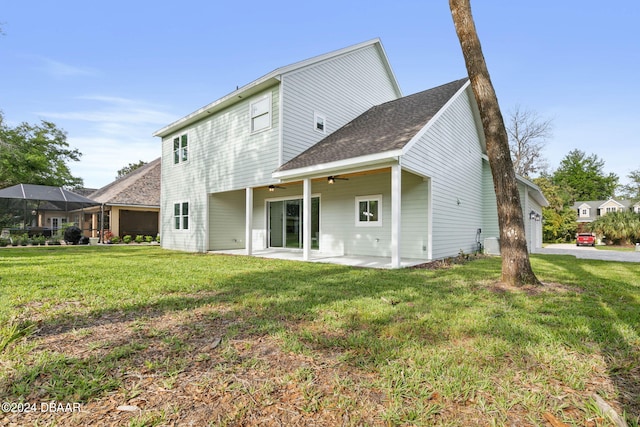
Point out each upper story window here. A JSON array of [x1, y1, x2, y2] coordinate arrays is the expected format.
[[250, 94, 271, 133], [355, 195, 382, 227], [314, 112, 326, 133], [580, 208, 589, 217], [173, 134, 188, 164], [174, 202, 189, 230]]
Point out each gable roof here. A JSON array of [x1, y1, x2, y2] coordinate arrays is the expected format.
[[89, 158, 161, 207], [275, 78, 469, 174], [154, 39, 401, 138], [572, 198, 639, 210]]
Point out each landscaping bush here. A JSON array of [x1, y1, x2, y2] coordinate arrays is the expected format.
[[122, 235, 132, 244], [145, 235, 153, 243], [135, 235, 144, 244], [63, 226, 82, 245]]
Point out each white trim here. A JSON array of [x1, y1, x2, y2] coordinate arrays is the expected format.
[[313, 112, 326, 134], [265, 193, 321, 250], [355, 194, 382, 227], [303, 179, 311, 260], [278, 81, 284, 167], [153, 38, 399, 137], [171, 132, 189, 166], [249, 92, 272, 134], [173, 200, 190, 231], [426, 176, 433, 261], [390, 164, 401, 268], [401, 81, 470, 156], [245, 188, 253, 256], [272, 150, 402, 180]]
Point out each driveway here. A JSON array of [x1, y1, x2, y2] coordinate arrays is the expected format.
[[534, 243, 640, 263]]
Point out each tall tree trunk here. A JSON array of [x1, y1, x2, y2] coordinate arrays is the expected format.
[[449, 0, 540, 286]]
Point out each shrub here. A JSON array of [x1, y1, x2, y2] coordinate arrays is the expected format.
[[155, 234, 161, 243], [122, 235, 132, 244], [63, 226, 82, 245], [48, 237, 61, 245], [145, 235, 153, 243], [0, 238, 8, 247], [110, 236, 121, 244], [135, 235, 144, 244]]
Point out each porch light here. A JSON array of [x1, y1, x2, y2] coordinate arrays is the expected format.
[[327, 176, 348, 184], [529, 210, 536, 220], [268, 185, 285, 192]]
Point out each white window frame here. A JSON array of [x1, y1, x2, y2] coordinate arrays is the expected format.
[[314, 112, 326, 134], [173, 201, 190, 231], [172, 133, 188, 165], [355, 194, 382, 227], [250, 93, 272, 133]]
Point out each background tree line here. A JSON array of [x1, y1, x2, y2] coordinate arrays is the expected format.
[[506, 106, 640, 244]]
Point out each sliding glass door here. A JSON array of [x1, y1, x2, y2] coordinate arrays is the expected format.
[[268, 197, 319, 249]]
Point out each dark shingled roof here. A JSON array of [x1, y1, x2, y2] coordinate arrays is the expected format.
[[278, 78, 468, 172], [89, 158, 161, 206]]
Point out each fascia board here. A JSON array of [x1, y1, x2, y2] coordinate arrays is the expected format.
[[400, 80, 470, 156], [272, 150, 402, 180]]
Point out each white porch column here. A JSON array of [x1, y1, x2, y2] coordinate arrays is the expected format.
[[245, 187, 253, 256], [391, 164, 402, 268], [303, 178, 311, 261]]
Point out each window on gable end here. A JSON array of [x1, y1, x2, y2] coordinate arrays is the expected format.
[[314, 112, 326, 133]]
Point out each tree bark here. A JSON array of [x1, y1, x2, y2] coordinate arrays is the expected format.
[[449, 0, 540, 286]]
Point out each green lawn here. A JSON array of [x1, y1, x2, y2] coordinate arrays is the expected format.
[[0, 246, 638, 426]]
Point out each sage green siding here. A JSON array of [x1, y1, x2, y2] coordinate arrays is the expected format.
[[403, 87, 485, 259], [281, 44, 399, 163], [209, 190, 246, 250], [161, 86, 280, 252]]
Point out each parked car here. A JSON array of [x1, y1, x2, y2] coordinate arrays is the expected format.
[[576, 233, 596, 247]]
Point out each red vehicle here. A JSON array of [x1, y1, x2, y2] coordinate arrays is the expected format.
[[576, 233, 596, 247]]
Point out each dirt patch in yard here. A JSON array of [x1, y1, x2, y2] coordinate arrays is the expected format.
[[0, 296, 632, 426]]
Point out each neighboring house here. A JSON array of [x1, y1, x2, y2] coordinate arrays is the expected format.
[[574, 198, 640, 224], [154, 39, 547, 267], [82, 158, 161, 240]]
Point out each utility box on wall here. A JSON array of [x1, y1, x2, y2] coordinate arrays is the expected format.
[[484, 237, 500, 255]]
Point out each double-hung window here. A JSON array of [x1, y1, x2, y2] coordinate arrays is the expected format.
[[250, 94, 271, 133], [355, 195, 382, 227], [173, 134, 188, 164], [174, 202, 189, 230]]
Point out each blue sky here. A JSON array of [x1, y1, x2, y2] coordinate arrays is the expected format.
[[1, 1, 638, 189]]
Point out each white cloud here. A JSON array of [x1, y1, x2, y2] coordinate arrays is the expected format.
[[29, 55, 98, 78], [37, 96, 172, 188]]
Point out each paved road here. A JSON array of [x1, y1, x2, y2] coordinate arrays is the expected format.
[[533, 243, 640, 263]]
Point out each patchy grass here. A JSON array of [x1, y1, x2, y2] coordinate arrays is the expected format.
[[0, 246, 638, 426]]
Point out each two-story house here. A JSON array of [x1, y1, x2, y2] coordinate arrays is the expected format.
[[154, 39, 547, 267], [574, 198, 640, 225]]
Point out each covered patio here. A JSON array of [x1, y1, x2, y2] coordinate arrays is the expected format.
[[209, 248, 426, 269]]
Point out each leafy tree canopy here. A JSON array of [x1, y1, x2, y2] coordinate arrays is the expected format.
[[116, 160, 147, 180], [551, 149, 618, 204], [0, 112, 83, 188], [619, 168, 640, 201]]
